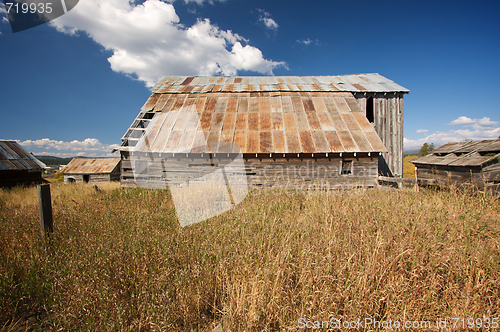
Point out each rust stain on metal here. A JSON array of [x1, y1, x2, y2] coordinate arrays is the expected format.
[[235, 113, 248, 130], [200, 112, 213, 132], [260, 112, 272, 131], [260, 131, 273, 153], [283, 113, 297, 132], [299, 131, 315, 153], [285, 132, 301, 153], [271, 113, 284, 130], [234, 77, 242, 84], [248, 113, 259, 131], [227, 96, 238, 112], [171, 94, 187, 111], [233, 131, 246, 153], [337, 130, 358, 152], [142, 93, 161, 111], [220, 127, 235, 144], [349, 130, 372, 152], [204, 96, 218, 113], [351, 112, 373, 132], [351, 83, 366, 91], [312, 131, 330, 152], [302, 98, 315, 113], [328, 112, 347, 131], [295, 111, 310, 131], [222, 112, 236, 132], [249, 95, 260, 112], [291, 96, 304, 113], [210, 112, 225, 132], [316, 112, 335, 131], [340, 113, 361, 132], [237, 96, 249, 112], [161, 95, 178, 112], [324, 131, 344, 152], [247, 131, 260, 153], [333, 96, 351, 114], [311, 96, 327, 113], [207, 131, 221, 152], [195, 96, 206, 113], [363, 131, 388, 152], [259, 96, 271, 113], [214, 97, 228, 113], [281, 96, 293, 113], [153, 94, 170, 111], [270, 96, 282, 112], [321, 96, 338, 113], [306, 112, 321, 131], [345, 95, 363, 112], [273, 131, 286, 153]]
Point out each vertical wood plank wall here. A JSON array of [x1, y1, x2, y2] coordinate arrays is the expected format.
[[355, 93, 404, 177]]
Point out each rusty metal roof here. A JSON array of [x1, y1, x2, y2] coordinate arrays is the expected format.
[[411, 138, 500, 167], [128, 90, 387, 154], [149, 74, 409, 100], [62, 158, 121, 174], [0, 140, 45, 171]]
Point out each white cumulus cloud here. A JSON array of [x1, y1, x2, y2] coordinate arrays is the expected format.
[[17, 138, 120, 157], [416, 129, 428, 134], [257, 9, 278, 30], [405, 116, 500, 148], [49, 0, 285, 87]]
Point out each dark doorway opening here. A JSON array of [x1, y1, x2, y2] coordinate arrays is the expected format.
[[83, 175, 90, 183], [366, 97, 374, 123]]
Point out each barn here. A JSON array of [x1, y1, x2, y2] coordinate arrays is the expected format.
[[0, 140, 46, 188], [410, 138, 500, 193], [116, 74, 408, 190], [62, 158, 121, 184]]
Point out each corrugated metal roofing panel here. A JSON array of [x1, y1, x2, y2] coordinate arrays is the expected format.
[[62, 158, 120, 174], [130, 91, 387, 154], [0, 140, 45, 171]]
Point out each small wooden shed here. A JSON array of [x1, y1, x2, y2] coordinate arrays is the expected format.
[[0, 140, 46, 188], [62, 158, 121, 184], [410, 139, 500, 192], [116, 75, 408, 190]]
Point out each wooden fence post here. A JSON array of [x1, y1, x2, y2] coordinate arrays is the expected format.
[[38, 184, 53, 236]]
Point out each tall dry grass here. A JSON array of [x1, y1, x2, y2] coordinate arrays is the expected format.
[[0, 183, 499, 331]]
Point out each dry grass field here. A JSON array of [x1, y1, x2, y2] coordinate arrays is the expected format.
[[0, 182, 499, 331]]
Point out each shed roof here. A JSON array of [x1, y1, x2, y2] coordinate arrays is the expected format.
[[62, 158, 121, 174], [411, 138, 500, 167], [150, 73, 409, 97], [0, 140, 45, 171]]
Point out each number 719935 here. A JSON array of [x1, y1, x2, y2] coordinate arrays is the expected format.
[[5, 2, 53, 14]]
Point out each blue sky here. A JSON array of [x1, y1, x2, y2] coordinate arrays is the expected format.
[[1, 0, 499, 157]]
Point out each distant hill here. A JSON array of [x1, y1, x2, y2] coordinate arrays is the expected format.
[[34, 156, 74, 165]]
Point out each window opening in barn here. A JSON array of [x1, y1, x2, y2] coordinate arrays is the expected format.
[[366, 97, 374, 123], [341, 160, 352, 175], [83, 175, 90, 183], [68, 178, 75, 183]]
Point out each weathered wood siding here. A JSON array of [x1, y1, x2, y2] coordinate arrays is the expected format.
[[64, 170, 120, 184], [0, 170, 44, 188], [354, 92, 404, 178], [120, 152, 378, 190]]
